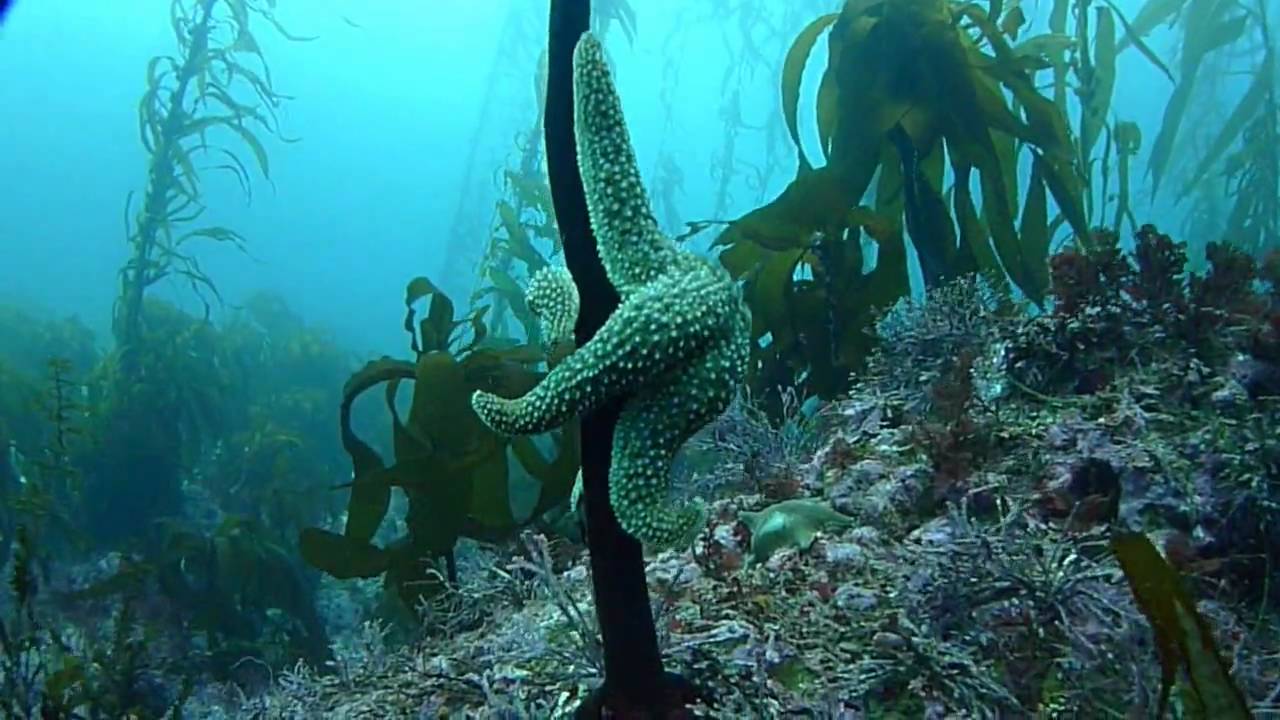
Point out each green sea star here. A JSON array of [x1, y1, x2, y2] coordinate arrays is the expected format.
[[738, 499, 856, 564], [471, 33, 751, 549]]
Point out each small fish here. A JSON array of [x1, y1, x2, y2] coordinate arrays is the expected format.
[[5, 441, 25, 486]]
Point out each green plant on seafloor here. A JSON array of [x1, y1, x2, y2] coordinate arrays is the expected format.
[[300, 277, 580, 614], [1, 527, 196, 720], [718, 0, 1089, 405], [6, 360, 91, 559], [66, 512, 333, 679], [470, 34, 752, 551], [0, 321, 97, 558], [42, 295, 367, 681]]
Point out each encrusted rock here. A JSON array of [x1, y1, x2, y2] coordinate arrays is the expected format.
[[832, 583, 879, 612], [907, 516, 956, 547], [647, 552, 703, 590], [821, 541, 867, 568], [827, 459, 890, 513]]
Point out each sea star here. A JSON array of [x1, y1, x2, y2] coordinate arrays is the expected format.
[[471, 33, 751, 549], [738, 499, 856, 564]]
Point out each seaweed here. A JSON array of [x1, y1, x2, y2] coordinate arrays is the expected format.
[[735, 0, 1088, 296], [115, 0, 303, 366], [92, 0, 306, 547], [85, 301, 236, 544], [1123, 0, 1279, 254], [14, 290, 362, 687], [1112, 121, 1143, 235], [0, 527, 192, 719], [715, 0, 1096, 410], [470, 168, 561, 341], [461, 49, 569, 342], [1022, 222, 1278, 403], [7, 359, 89, 559], [300, 277, 579, 613], [1112, 531, 1251, 718]]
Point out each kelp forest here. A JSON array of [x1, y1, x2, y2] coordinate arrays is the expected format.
[[0, 0, 1278, 717]]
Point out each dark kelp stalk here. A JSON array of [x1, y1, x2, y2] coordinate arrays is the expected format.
[[542, 1, 694, 715]]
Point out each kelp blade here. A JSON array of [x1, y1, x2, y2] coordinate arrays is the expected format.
[[1111, 532, 1251, 719]]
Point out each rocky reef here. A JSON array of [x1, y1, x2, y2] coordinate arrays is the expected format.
[[186, 230, 1279, 717]]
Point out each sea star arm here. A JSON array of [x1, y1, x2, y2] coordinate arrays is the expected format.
[[610, 318, 746, 548], [526, 266, 579, 350], [471, 266, 729, 436], [573, 33, 677, 296]]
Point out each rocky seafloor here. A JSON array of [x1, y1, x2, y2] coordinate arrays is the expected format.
[[190, 230, 1280, 718]]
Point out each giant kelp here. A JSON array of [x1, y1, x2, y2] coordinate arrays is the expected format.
[[471, 166, 562, 342], [84, 300, 239, 544], [737, 0, 1089, 291], [115, 0, 305, 363], [300, 278, 579, 613], [706, 1, 835, 219], [463, 0, 645, 343], [95, 0, 305, 546], [466, 56, 576, 343], [201, 291, 358, 535], [1, 292, 365, 686], [1050, 0, 1134, 233]]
